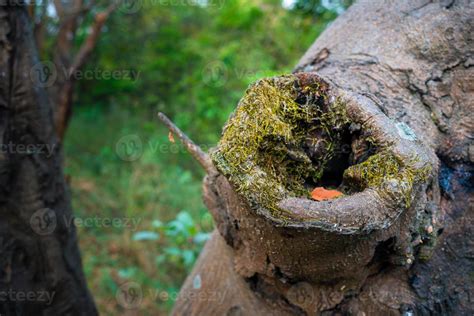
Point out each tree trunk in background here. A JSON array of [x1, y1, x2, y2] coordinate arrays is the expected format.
[[50, 2, 116, 141], [0, 3, 96, 315], [173, 0, 473, 315], [27, 0, 116, 141]]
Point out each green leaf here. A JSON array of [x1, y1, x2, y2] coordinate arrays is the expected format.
[[132, 231, 160, 241]]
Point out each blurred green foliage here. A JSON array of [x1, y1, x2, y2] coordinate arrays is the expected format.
[[59, 0, 346, 314]]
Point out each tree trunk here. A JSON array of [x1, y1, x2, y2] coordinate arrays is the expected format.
[[0, 3, 97, 315], [172, 0, 473, 315]]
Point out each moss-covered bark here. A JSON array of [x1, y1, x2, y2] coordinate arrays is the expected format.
[[211, 74, 351, 217]]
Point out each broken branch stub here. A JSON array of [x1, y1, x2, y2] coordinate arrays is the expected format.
[[205, 73, 439, 308], [157, 112, 216, 174]]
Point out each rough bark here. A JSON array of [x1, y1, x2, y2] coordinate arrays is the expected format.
[[172, 0, 473, 315], [0, 3, 97, 315]]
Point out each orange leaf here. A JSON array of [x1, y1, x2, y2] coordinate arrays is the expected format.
[[168, 131, 175, 143], [311, 187, 343, 201]]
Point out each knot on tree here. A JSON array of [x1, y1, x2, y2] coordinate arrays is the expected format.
[[211, 73, 434, 232], [204, 73, 440, 310]]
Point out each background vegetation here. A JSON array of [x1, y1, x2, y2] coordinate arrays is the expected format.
[[43, 0, 349, 314]]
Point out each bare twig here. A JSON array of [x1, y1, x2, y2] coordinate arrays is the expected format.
[[54, 1, 117, 140], [69, 2, 117, 74], [157, 112, 215, 174]]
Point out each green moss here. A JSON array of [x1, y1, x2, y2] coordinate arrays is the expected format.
[[211, 75, 350, 216], [343, 151, 431, 207], [211, 74, 433, 221], [343, 152, 403, 189]]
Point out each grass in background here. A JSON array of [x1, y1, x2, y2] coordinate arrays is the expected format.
[[64, 106, 213, 315], [63, 1, 347, 314]]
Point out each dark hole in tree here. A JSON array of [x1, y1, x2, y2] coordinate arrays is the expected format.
[[316, 129, 353, 188], [300, 121, 378, 192]]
